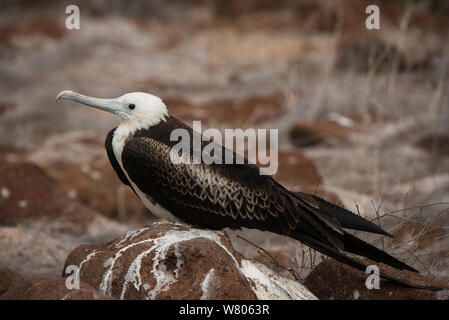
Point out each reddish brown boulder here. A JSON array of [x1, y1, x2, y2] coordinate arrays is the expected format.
[[304, 259, 449, 300], [288, 112, 394, 148], [167, 91, 286, 127], [63, 223, 257, 300], [0, 268, 24, 295], [273, 150, 341, 204], [415, 134, 449, 157], [289, 121, 351, 148], [0, 278, 115, 300], [0, 16, 66, 46], [0, 102, 15, 115], [0, 144, 22, 164], [274, 150, 321, 189], [0, 162, 96, 227], [43, 161, 149, 222]]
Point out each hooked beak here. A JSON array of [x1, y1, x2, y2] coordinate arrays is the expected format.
[[56, 90, 122, 115]]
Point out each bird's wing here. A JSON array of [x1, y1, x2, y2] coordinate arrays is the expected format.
[[121, 133, 344, 250], [123, 135, 288, 226]]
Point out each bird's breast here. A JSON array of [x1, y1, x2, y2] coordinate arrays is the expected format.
[[111, 124, 182, 224]]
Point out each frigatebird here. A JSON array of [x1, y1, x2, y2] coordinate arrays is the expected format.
[[57, 90, 440, 291]]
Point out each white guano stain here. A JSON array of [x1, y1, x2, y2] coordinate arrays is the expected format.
[[79, 249, 99, 275], [240, 260, 317, 300], [200, 268, 216, 300], [100, 237, 155, 296], [173, 243, 183, 279], [114, 227, 150, 248]]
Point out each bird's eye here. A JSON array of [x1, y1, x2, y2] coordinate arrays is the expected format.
[[128, 104, 136, 110]]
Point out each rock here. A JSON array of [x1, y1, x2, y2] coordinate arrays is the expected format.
[[415, 134, 449, 157], [163, 96, 205, 123], [288, 112, 394, 148], [0, 144, 22, 164], [0, 102, 15, 115], [213, 0, 282, 17], [266, 149, 342, 206], [63, 223, 316, 300], [43, 161, 149, 222], [0, 16, 66, 46], [167, 91, 286, 128], [304, 259, 449, 300], [207, 92, 287, 126], [274, 150, 321, 190], [289, 120, 351, 148], [240, 260, 317, 300], [0, 278, 115, 300], [0, 268, 24, 295], [0, 162, 96, 227]]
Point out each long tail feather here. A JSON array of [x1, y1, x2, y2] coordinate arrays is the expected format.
[[310, 194, 393, 237], [341, 232, 418, 272]]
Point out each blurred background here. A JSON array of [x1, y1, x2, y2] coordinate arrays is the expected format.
[[0, 0, 448, 284]]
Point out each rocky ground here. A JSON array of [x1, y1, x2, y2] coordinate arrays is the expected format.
[[0, 0, 448, 299]]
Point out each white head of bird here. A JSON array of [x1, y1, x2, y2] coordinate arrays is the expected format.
[[56, 90, 168, 132]]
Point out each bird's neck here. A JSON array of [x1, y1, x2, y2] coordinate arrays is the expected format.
[[112, 115, 168, 162]]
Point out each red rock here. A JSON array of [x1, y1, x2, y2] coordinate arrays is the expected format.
[[0, 277, 115, 300], [304, 259, 449, 300], [43, 161, 149, 223], [273, 150, 342, 204], [274, 150, 321, 190], [0, 162, 96, 227], [209, 92, 286, 126], [289, 121, 351, 148], [167, 91, 286, 127], [213, 0, 282, 17], [0, 268, 24, 295], [0, 144, 22, 165], [0, 102, 15, 115], [163, 95, 198, 121], [63, 223, 257, 300], [415, 134, 449, 157], [288, 112, 396, 148], [0, 16, 65, 45]]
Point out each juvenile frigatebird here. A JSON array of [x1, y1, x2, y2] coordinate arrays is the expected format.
[[57, 90, 440, 291]]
